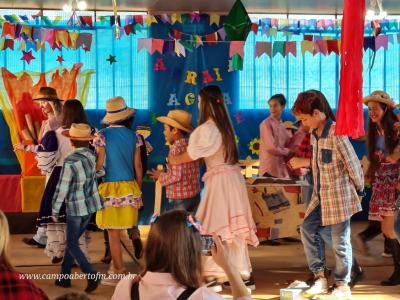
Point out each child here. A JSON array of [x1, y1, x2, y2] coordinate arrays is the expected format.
[[112, 210, 251, 300], [95, 96, 143, 285], [149, 110, 201, 213], [52, 123, 103, 293], [168, 85, 258, 291], [288, 90, 364, 300], [362, 91, 400, 286], [16, 87, 63, 249], [259, 94, 305, 178]]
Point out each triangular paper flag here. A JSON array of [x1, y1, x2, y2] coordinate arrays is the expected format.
[[70, 31, 79, 48], [171, 13, 182, 24], [174, 40, 186, 57], [255, 41, 272, 57], [223, 0, 251, 41], [285, 41, 297, 57], [138, 38, 152, 53], [210, 14, 220, 26], [301, 40, 314, 55], [229, 41, 245, 58], [273, 41, 285, 57], [152, 39, 164, 54]]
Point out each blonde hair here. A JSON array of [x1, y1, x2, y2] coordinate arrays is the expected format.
[[0, 211, 13, 271]]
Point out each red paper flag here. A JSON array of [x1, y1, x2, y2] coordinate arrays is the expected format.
[[336, 0, 365, 138], [124, 24, 132, 35], [152, 39, 164, 54], [327, 40, 340, 54], [375, 35, 389, 50], [82, 16, 93, 27], [251, 23, 259, 34], [285, 41, 296, 56], [1, 22, 16, 38], [304, 34, 313, 41], [316, 40, 328, 55], [205, 33, 217, 45], [173, 30, 183, 40], [134, 15, 144, 25], [3, 39, 14, 50]]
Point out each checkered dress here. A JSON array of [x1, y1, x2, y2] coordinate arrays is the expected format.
[[306, 120, 364, 226]]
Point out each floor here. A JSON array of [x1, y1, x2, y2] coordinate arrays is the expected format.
[[10, 222, 400, 300]]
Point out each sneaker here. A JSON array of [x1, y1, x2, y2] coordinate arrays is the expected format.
[[306, 269, 332, 286], [302, 277, 328, 298], [85, 276, 101, 293], [381, 251, 392, 258], [55, 278, 71, 288], [287, 280, 309, 289], [349, 266, 364, 288], [317, 284, 351, 300], [22, 238, 45, 248], [222, 276, 256, 291], [52, 256, 63, 264], [206, 280, 222, 293]]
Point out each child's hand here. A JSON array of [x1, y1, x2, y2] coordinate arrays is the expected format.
[[288, 157, 304, 170], [51, 216, 59, 223], [211, 235, 231, 271], [148, 169, 162, 181], [13, 143, 26, 151]]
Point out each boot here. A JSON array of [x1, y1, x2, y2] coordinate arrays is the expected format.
[[101, 246, 111, 264], [381, 239, 400, 286], [349, 258, 364, 288]]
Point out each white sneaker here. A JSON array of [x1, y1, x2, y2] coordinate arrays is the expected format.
[[302, 277, 328, 297], [287, 280, 309, 289], [317, 285, 352, 300], [381, 251, 392, 258]]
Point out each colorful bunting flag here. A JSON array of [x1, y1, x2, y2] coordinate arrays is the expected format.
[[209, 14, 220, 26], [152, 39, 164, 54], [285, 41, 296, 57], [375, 35, 389, 50], [138, 38, 152, 53], [273, 41, 285, 57], [229, 41, 244, 58], [255, 41, 272, 58], [301, 41, 314, 55], [174, 40, 185, 57]]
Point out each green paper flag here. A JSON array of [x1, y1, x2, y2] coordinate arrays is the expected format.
[[151, 112, 157, 125], [223, 0, 251, 41], [273, 41, 285, 57], [232, 53, 244, 70], [180, 40, 194, 52], [181, 13, 190, 24]]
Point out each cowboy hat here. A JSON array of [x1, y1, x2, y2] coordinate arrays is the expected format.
[[62, 123, 94, 141], [363, 90, 395, 108], [32, 87, 62, 102], [283, 121, 298, 130], [157, 110, 194, 133], [102, 96, 136, 124]]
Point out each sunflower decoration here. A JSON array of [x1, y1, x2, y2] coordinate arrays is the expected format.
[[248, 137, 260, 155]]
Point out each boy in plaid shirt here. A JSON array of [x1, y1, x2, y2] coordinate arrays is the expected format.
[[52, 123, 103, 293], [150, 110, 200, 213], [289, 91, 364, 300]]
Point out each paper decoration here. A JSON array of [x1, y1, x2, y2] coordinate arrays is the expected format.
[[217, 28, 227, 41], [1, 22, 16, 38], [375, 35, 389, 50], [273, 41, 285, 57], [21, 50, 35, 64], [285, 41, 296, 57], [251, 23, 259, 34], [335, 0, 365, 138], [316, 40, 328, 55], [138, 38, 152, 53], [152, 39, 164, 54], [171, 13, 182, 24], [145, 15, 158, 26], [106, 54, 117, 64], [111, 0, 120, 38], [57, 55, 64, 64], [255, 41, 272, 58], [223, 0, 251, 41], [229, 41, 245, 58], [210, 14, 220, 26], [174, 40, 186, 57], [205, 32, 218, 45], [69, 31, 79, 48], [3, 39, 14, 50], [234, 112, 244, 124], [229, 53, 243, 71], [301, 41, 314, 55], [151, 112, 157, 125], [248, 138, 260, 155], [327, 40, 340, 54], [154, 58, 166, 71]]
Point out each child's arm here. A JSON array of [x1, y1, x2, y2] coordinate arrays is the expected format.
[[52, 163, 73, 217], [96, 146, 105, 172], [157, 163, 183, 186], [168, 151, 194, 165], [134, 146, 143, 188], [336, 136, 364, 193]]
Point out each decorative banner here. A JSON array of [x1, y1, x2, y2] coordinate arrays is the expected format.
[[210, 14, 220, 26], [174, 40, 186, 57], [316, 40, 328, 55], [229, 41, 244, 58], [21, 50, 35, 64], [138, 38, 152, 53], [285, 41, 296, 57], [152, 39, 164, 54], [255, 41, 272, 58], [301, 40, 314, 55], [272, 41, 285, 57], [154, 58, 166, 71], [375, 35, 389, 50]]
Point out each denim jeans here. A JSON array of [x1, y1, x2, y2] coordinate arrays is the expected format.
[[167, 194, 200, 214], [301, 205, 352, 283], [61, 214, 94, 276]]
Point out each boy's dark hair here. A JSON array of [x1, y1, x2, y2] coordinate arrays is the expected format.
[[62, 100, 89, 128], [268, 94, 286, 107], [70, 140, 90, 148], [114, 116, 134, 129], [292, 90, 336, 121], [166, 124, 188, 137]]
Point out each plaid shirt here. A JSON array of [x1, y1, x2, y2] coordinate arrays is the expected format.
[[295, 133, 311, 159], [158, 138, 200, 199], [307, 120, 364, 226], [52, 148, 103, 217], [0, 270, 48, 300]]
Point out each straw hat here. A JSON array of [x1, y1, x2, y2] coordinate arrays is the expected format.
[[102, 97, 136, 124], [62, 123, 94, 141], [32, 87, 62, 102], [157, 110, 194, 133], [363, 91, 395, 108], [283, 121, 298, 130]]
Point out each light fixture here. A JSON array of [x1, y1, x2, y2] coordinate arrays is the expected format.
[[77, 0, 87, 11], [366, 0, 388, 20], [63, 4, 72, 12], [62, 0, 87, 12]]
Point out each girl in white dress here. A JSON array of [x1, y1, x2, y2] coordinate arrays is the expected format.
[[169, 85, 258, 291]]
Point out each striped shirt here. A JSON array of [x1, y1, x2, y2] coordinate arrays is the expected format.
[[306, 119, 364, 226], [52, 148, 103, 217]]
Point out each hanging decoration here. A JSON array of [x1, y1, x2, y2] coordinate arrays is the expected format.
[[56, 55, 64, 64], [154, 58, 166, 71], [20, 50, 35, 64], [335, 0, 365, 138], [106, 54, 117, 64], [223, 0, 252, 41], [111, 0, 120, 39]]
